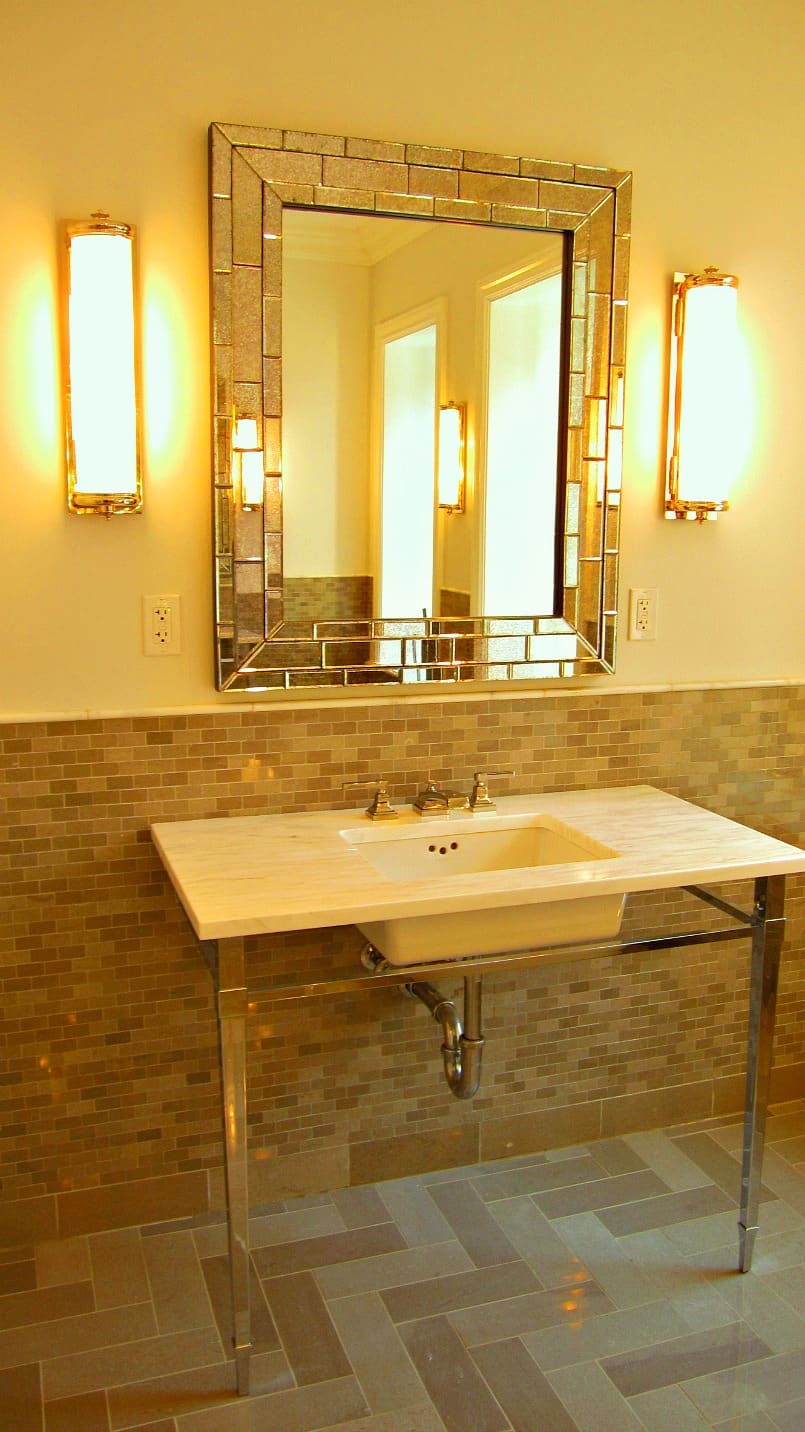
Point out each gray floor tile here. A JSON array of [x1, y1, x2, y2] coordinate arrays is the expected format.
[[533, 1169, 671, 1221], [261, 1270, 352, 1385], [682, 1347, 805, 1423], [600, 1321, 772, 1399], [142, 1232, 214, 1336], [523, 1298, 691, 1372], [471, 1335, 578, 1429], [327, 1290, 426, 1413], [4, 1101, 805, 1432], [598, 1183, 734, 1237], [426, 1177, 520, 1266], [627, 1383, 711, 1429], [381, 1258, 537, 1323], [398, 1315, 509, 1432], [374, 1177, 455, 1247], [474, 1153, 609, 1203], [449, 1278, 613, 1347], [487, 1194, 592, 1288], [546, 1358, 643, 1429], [624, 1130, 714, 1192], [253, 1223, 405, 1278], [315, 1241, 473, 1299], [4, 1362, 44, 1432]]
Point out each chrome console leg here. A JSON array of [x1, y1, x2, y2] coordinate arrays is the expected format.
[[738, 876, 786, 1272], [217, 937, 252, 1394]]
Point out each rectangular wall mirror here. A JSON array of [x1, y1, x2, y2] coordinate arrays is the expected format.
[[210, 123, 631, 691]]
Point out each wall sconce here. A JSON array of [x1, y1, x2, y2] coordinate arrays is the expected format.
[[62, 212, 142, 515], [666, 267, 739, 522], [232, 417, 264, 509], [438, 401, 466, 513]]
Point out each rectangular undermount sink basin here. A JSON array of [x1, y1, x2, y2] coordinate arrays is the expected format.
[[342, 812, 625, 965]]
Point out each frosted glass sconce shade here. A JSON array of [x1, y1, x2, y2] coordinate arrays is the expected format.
[[438, 401, 466, 512], [63, 213, 142, 515], [666, 267, 739, 522]]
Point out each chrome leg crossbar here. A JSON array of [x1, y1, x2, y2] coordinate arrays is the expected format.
[[206, 875, 786, 1395]]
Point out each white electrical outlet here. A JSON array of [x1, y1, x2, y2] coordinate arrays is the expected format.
[[628, 587, 658, 641], [143, 595, 182, 656]]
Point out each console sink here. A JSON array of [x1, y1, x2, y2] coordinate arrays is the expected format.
[[342, 812, 625, 965]]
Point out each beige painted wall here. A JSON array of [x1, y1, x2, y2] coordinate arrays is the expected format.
[[2, 0, 803, 718]]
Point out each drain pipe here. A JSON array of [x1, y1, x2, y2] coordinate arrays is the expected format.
[[406, 975, 485, 1100]]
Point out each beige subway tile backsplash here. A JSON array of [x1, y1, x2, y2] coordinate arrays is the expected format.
[[1, 685, 803, 1231]]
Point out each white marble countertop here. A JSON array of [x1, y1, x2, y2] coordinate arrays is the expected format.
[[150, 785, 805, 943]]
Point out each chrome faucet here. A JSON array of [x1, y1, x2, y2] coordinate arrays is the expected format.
[[412, 779, 470, 815]]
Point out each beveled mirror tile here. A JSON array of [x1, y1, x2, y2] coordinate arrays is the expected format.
[[262, 358, 280, 416], [262, 417, 281, 469], [615, 177, 633, 236], [586, 292, 612, 400], [408, 165, 457, 198], [263, 296, 281, 358], [433, 197, 490, 222], [269, 181, 315, 206], [570, 315, 586, 373], [285, 129, 345, 156], [221, 122, 282, 147], [323, 156, 408, 191], [210, 127, 231, 199], [491, 204, 547, 227], [213, 344, 233, 417], [520, 158, 575, 181], [212, 273, 231, 345], [406, 143, 463, 168], [243, 147, 322, 186], [232, 268, 263, 383], [565, 536, 579, 587], [231, 152, 263, 266], [613, 237, 630, 303], [346, 136, 406, 163], [210, 196, 232, 273], [233, 560, 265, 596], [262, 233, 282, 297], [315, 184, 375, 209], [463, 149, 520, 175], [375, 191, 434, 216], [547, 208, 586, 231], [540, 180, 608, 215], [588, 201, 615, 292], [611, 301, 628, 367], [232, 380, 260, 420], [575, 164, 631, 188], [459, 171, 538, 205]]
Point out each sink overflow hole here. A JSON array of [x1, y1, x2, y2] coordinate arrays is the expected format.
[[427, 842, 460, 855]]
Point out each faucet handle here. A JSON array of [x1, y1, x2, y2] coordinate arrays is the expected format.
[[342, 777, 399, 820], [470, 768, 516, 811]]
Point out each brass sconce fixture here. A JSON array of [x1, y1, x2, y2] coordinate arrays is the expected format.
[[232, 417, 264, 510], [438, 401, 466, 513], [62, 212, 142, 515], [666, 267, 739, 522]]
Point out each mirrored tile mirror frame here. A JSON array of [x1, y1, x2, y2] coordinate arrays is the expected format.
[[210, 122, 631, 692]]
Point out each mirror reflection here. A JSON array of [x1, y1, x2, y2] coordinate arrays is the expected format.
[[282, 211, 566, 628]]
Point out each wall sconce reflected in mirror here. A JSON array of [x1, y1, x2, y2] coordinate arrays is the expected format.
[[62, 212, 142, 515], [232, 417, 264, 509], [438, 401, 466, 513], [666, 267, 739, 522]]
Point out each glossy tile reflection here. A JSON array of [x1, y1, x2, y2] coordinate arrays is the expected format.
[[1, 1102, 804, 1429]]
